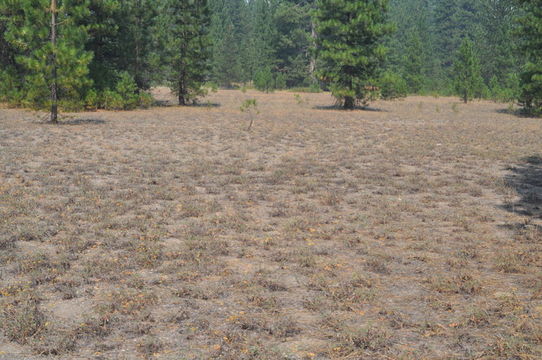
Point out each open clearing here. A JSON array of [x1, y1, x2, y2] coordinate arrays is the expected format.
[[1, 90, 542, 359]]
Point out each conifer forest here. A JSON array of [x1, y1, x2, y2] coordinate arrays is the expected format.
[[0, 0, 541, 112]]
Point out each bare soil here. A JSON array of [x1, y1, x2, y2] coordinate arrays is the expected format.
[[1, 90, 541, 359]]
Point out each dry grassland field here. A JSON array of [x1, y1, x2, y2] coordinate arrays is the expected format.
[[1, 90, 542, 360]]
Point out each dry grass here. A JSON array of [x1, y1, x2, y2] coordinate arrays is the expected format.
[[1, 90, 541, 359]]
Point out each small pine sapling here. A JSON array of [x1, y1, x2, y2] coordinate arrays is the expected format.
[[240, 99, 259, 131]]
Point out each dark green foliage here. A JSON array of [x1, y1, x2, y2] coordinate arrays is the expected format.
[[275, 73, 287, 90], [0, 0, 157, 112], [254, 67, 275, 93], [434, 0, 479, 72], [155, 0, 211, 105], [400, 34, 425, 93], [476, 0, 521, 86], [0, 0, 92, 110], [386, 0, 437, 93], [453, 39, 485, 103], [379, 71, 408, 100], [517, 0, 542, 115], [520, 63, 542, 115], [85, 73, 151, 110], [119, 0, 157, 90], [208, 0, 245, 87], [489, 73, 520, 103], [243, 0, 278, 83], [386, 0, 521, 97], [83, 0, 123, 91], [315, 0, 392, 109], [0, 0, 530, 110], [274, 0, 314, 87], [110, 72, 139, 110], [84, 0, 156, 91]]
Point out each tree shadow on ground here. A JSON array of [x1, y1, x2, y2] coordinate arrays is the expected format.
[[313, 104, 386, 112], [55, 118, 106, 125], [502, 155, 542, 221], [153, 100, 221, 108], [496, 108, 540, 119]]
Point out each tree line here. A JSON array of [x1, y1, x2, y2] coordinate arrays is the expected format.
[[0, 0, 541, 115]]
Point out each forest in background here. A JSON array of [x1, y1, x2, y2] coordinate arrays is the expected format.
[[0, 0, 541, 114], [209, 0, 523, 99]]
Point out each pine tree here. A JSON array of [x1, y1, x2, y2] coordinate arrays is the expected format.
[[156, 0, 211, 105], [118, 0, 157, 90], [0, 0, 92, 118], [401, 33, 425, 93], [0, 4, 22, 103], [314, 0, 392, 109], [453, 38, 484, 103], [477, 0, 521, 86], [243, 0, 278, 83], [254, 67, 274, 92], [517, 0, 542, 115], [274, 0, 313, 87], [433, 0, 481, 92], [387, 0, 436, 93], [83, 0, 123, 91], [208, 0, 245, 87]]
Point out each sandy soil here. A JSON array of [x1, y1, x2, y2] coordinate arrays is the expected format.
[[0, 90, 541, 359]]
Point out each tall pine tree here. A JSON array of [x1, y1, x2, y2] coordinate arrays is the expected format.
[[208, 0, 245, 87], [518, 0, 542, 115], [453, 38, 484, 103], [0, 0, 92, 118], [274, 0, 313, 87], [243, 0, 278, 83], [155, 0, 211, 105], [315, 0, 392, 109]]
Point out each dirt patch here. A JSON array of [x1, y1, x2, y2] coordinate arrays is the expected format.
[[1, 91, 541, 359]]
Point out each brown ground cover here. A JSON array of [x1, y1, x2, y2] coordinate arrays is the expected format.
[[1, 90, 541, 359]]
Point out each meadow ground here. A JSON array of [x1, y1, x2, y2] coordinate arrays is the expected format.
[[0, 90, 541, 359]]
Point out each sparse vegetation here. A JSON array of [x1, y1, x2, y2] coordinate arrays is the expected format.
[[1, 89, 541, 358], [240, 98, 259, 131]]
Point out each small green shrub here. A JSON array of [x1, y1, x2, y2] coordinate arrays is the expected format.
[[102, 89, 124, 110], [58, 99, 84, 112], [520, 62, 542, 116], [275, 73, 287, 90], [379, 71, 408, 100], [84, 89, 100, 110], [205, 82, 219, 93], [254, 67, 274, 93], [240, 98, 259, 131], [490, 73, 520, 103], [115, 72, 139, 110], [138, 92, 154, 109], [289, 84, 322, 93]]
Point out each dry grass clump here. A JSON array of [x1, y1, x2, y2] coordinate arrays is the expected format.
[[1, 90, 542, 358]]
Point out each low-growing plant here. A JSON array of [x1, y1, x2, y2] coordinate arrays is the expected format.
[[115, 72, 139, 110], [240, 98, 259, 131], [1, 300, 47, 344], [294, 94, 305, 105], [254, 67, 274, 93], [379, 71, 408, 100]]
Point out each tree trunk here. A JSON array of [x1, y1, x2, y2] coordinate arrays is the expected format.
[[178, 77, 186, 105], [309, 19, 317, 83], [344, 96, 354, 109], [50, 0, 58, 123], [134, 0, 142, 91]]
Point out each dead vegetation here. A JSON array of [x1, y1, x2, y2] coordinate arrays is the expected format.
[[1, 90, 541, 359]]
